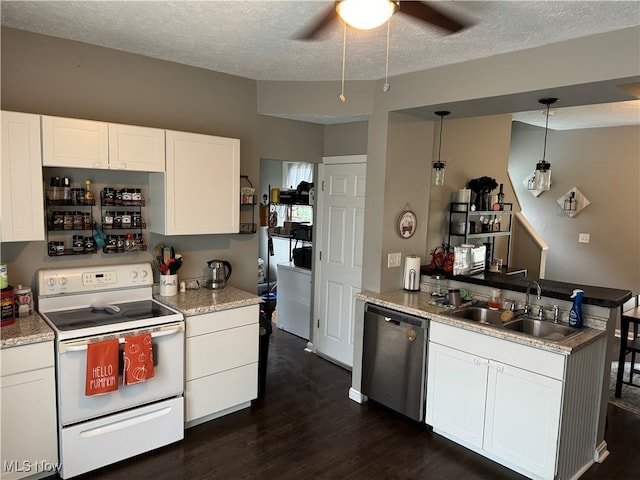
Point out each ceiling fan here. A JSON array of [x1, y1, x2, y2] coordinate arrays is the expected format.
[[296, 0, 471, 40]]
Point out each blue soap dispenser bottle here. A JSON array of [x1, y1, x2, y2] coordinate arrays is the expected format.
[[569, 289, 584, 328]]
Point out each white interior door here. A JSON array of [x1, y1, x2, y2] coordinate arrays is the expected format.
[[315, 157, 366, 367]]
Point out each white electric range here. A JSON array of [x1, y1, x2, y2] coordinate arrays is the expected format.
[[37, 262, 185, 479]]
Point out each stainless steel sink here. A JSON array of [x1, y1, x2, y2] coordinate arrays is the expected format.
[[503, 317, 581, 341], [448, 306, 505, 325], [447, 305, 582, 342]]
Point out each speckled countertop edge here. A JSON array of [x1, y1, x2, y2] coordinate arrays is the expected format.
[[153, 285, 262, 317], [1, 313, 54, 348], [356, 290, 606, 355]]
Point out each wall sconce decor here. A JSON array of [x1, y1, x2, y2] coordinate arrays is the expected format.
[[528, 97, 558, 192], [432, 110, 450, 186], [556, 187, 590, 217]]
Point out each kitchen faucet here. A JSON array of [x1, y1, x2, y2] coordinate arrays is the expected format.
[[524, 280, 542, 315]]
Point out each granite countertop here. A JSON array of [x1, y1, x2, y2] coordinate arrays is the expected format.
[[154, 284, 262, 317], [1, 313, 55, 349], [357, 289, 606, 355], [420, 265, 632, 308]]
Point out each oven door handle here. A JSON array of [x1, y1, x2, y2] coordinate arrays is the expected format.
[[61, 325, 183, 353]]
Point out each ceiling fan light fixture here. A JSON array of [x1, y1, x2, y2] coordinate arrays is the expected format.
[[336, 0, 397, 30]]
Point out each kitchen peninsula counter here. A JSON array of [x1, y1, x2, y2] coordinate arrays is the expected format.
[[420, 266, 632, 307], [356, 289, 605, 355], [154, 284, 262, 317], [0, 312, 54, 348]]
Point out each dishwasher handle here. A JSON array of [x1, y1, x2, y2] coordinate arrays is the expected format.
[[365, 303, 429, 329], [384, 316, 401, 325]]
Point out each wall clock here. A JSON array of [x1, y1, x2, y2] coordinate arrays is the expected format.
[[397, 210, 417, 239]]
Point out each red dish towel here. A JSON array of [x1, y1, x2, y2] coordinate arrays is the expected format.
[[124, 333, 154, 385], [85, 339, 119, 396]]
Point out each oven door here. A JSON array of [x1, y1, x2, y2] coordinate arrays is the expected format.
[[57, 322, 184, 426]]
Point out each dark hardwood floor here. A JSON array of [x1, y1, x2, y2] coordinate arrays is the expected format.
[[64, 325, 639, 480]]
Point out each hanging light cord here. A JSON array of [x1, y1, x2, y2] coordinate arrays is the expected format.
[[542, 103, 550, 162], [383, 16, 391, 92], [340, 21, 347, 103], [438, 115, 444, 161]]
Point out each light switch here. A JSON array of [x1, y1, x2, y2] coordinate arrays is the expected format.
[[388, 252, 401, 268], [578, 233, 590, 244]]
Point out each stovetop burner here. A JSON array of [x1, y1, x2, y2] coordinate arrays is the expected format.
[[45, 300, 178, 331]]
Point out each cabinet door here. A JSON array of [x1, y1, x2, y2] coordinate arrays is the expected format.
[[108, 123, 165, 172], [1, 111, 45, 242], [152, 131, 239, 235], [42, 115, 109, 168], [426, 342, 488, 448], [1, 367, 58, 480], [484, 360, 562, 479]]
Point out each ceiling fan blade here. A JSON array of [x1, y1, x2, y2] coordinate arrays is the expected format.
[[295, 5, 339, 40], [398, 1, 470, 34]]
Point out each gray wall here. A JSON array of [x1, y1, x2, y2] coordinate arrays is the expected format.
[[0, 27, 324, 294], [509, 122, 640, 291]]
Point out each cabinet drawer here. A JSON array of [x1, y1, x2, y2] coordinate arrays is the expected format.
[[186, 323, 258, 380], [1, 341, 54, 377], [430, 321, 565, 380], [186, 305, 258, 338], [185, 363, 258, 422]]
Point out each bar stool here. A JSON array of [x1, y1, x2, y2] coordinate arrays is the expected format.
[[615, 294, 640, 397]]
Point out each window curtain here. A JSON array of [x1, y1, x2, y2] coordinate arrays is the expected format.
[[285, 162, 313, 190]]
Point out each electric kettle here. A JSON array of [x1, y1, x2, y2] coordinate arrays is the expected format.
[[207, 260, 232, 290]]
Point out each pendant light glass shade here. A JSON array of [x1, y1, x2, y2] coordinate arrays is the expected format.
[[337, 0, 397, 30], [432, 111, 450, 186], [530, 98, 558, 191]]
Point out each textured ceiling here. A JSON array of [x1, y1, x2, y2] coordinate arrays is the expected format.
[[2, 0, 640, 126]]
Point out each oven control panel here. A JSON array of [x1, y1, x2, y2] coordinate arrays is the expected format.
[[82, 271, 117, 287], [38, 263, 153, 296]]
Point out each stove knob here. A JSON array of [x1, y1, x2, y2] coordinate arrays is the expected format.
[[58, 277, 67, 285], [140, 270, 148, 278], [130, 271, 138, 279], [47, 277, 55, 287]]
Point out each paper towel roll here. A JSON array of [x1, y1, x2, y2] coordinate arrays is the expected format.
[[403, 255, 421, 291]]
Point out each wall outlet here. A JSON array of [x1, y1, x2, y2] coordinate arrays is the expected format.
[[388, 252, 402, 268], [578, 233, 590, 244]]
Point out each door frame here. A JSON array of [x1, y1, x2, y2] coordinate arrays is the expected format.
[[311, 154, 367, 359]]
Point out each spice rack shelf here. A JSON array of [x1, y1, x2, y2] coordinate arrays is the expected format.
[[45, 197, 97, 256], [99, 187, 148, 254]]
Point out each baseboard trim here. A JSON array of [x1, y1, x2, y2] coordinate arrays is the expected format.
[[595, 440, 609, 463], [349, 387, 366, 404]]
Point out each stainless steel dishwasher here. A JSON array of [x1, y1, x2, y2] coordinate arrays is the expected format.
[[361, 303, 429, 422]]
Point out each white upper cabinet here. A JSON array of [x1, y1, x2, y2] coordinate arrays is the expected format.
[[42, 115, 109, 168], [1, 111, 45, 242], [42, 116, 165, 172], [149, 131, 239, 235], [108, 123, 165, 172]]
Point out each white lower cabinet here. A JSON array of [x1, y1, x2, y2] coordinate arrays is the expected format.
[[184, 304, 259, 427], [427, 322, 563, 480], [1, 341, 58, 480]]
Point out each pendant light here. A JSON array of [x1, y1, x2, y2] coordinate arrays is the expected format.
[[530, 97, 558, 191], [432, 111, 450, 186]]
